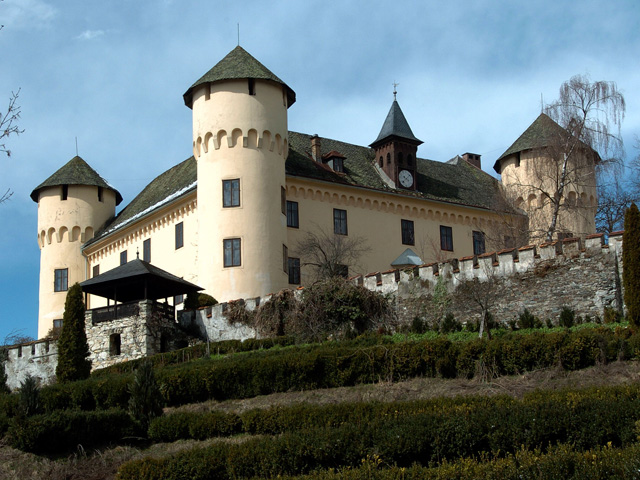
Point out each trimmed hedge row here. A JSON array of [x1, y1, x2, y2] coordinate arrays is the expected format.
[[149, 382, 640, 446], [9, 327, 637, 416], [7, 408, 142, 454], [279, 443, 640, 480], [156, 327, 639, 406], [119, 387, 640, 479], [92, 336, 298, 376]]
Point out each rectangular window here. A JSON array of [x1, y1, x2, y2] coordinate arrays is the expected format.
[[53, 319, 63, 329], [174, 294, 184, 305], [288, 257, 301, 284], [223, 238, 241, 267], [333, 157, 344, 173], [175, 222, 184, 250], [98, 186, 103, 202], [401, 219, 415, 245], [281, 186, 286, 215], [54, 268, 68, 292], [120, 250, 127, 265], [248, 78, 255, 95], [334, 208, 348, 235], [143, 238, 151, 262], [109, 333, 121, 356], [283, 244, 288, 273], [440, 225, 453, 251], [286, 201, 299, 228], [473, 231, 486, 255], [223, 179, 240, 207], [92, 265, 100, 278], [61, 184, 68, 201]]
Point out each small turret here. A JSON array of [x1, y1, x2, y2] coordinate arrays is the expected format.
[[31, 156, 121, 338]]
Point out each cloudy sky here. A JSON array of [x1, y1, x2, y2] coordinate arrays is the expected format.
[[1, 0, 638, 341]]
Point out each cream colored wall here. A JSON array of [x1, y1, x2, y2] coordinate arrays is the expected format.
[[36, 185, 117, 338], [500, 150, 597, 242], [193, 79, 290, 302], [285, 178, 516, 285], [83, 193, 198, 309]]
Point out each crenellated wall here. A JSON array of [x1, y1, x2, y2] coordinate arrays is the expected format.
[[3, 339, 58, 391]]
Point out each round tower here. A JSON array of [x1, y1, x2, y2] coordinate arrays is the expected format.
[[493, 113, 598, 243], [184, 46, 296, 302], [31, 156, 122, 338]]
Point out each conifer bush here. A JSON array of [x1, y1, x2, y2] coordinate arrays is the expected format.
[[128, 361, 163, 431], [623, 202, 640, 328], [55, 283, 91, 382]]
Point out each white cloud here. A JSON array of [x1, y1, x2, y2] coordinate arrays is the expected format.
[[2, 0, 56, 28], [75, 29, 105, 41]]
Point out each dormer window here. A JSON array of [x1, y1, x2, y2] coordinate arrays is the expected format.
[[322, 151, 346, 173]]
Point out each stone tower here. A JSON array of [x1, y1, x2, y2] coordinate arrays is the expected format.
[[493, 113, 598, 243], [183, 46, 296, 302], [31, 156, 122, 338]]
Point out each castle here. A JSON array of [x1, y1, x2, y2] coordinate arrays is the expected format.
[[30, 46, 598, 339]]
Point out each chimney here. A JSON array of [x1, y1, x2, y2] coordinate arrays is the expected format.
[[311, 134, 321, 162], [462, 152, 481, 169]]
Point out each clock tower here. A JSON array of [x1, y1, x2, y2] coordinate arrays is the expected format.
[[370, 92, 422, 190]]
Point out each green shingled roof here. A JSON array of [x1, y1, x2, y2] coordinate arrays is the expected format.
[[86, 156, 196, 245], [183, 46, 296, 108], [370, 100, 423, 147], [492, 113, 598, 174], [30, 156, 122, 204]]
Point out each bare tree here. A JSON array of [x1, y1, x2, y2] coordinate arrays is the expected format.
[[596, 173, 637, 234], [295, 227, 371, 281], [539, 74, 626, 241], [454, 259, 500, 339]]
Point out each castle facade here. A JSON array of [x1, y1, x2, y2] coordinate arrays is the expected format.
[[30, 46, 597, 338]]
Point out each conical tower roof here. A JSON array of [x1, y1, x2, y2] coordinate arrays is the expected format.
[[492, 113, 600, 173], [30, 155, 122, 204], [183, 45, 296, 108], [370, 100, 422, 147]]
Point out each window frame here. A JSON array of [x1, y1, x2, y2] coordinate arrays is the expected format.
[[472, 230, 486, 255], [283, 244, 288, 273], [401, 219, 415, 245], [333, 208, 348, 235], [175, 221, 184, 250], [54, 268, 68, 292], [288, 257, 301, 284], [286, 201, 299, 228], [440, 225, 453, 252], [223, 238, 242, 267], [92, 264, 100, 278], [120, 250, 127, 266], [222, 178, 241, 208], [143, 238, 151, 262]]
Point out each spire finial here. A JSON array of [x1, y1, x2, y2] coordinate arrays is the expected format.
[[392, 81, 399, 100], [136, 248, 140, 259]]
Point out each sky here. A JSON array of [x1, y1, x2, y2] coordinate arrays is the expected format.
[[0, 0, 639, 342]]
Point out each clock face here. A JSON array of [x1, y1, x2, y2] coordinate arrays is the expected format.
[[398, 169, 414, 188]]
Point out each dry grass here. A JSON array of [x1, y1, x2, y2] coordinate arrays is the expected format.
[[2, 360, 639, 479]]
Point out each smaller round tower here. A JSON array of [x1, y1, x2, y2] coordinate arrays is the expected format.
[[493, 113, 598, 243], [31, 156, 122, 338]]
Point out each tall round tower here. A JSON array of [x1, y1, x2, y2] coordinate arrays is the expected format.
[[493, 113, 598, 243], [183, 46, 296, 302], [31, 156, 122, 338]]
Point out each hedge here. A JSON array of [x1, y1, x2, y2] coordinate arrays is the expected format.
[[7, 326, 637, 417], [120, 386, 640, 479], [7, 408, 142, 454], [279, 443, 640, 480]]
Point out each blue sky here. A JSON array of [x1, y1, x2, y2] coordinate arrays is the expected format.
[[1, 0, 639, 342]]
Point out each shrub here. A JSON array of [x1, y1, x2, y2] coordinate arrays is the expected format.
[[410, 316, 428, 334], [518, 308, 536, 329], [128, 361, 163, 431], [19, 374, 40, 416], [56, 283, 91, 382], [184, 292, 218, 310], [439, 313, 461, 333], [604, 306, 623, 324], [559, 306, 575, 328], [623, 203, 640, 328]]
